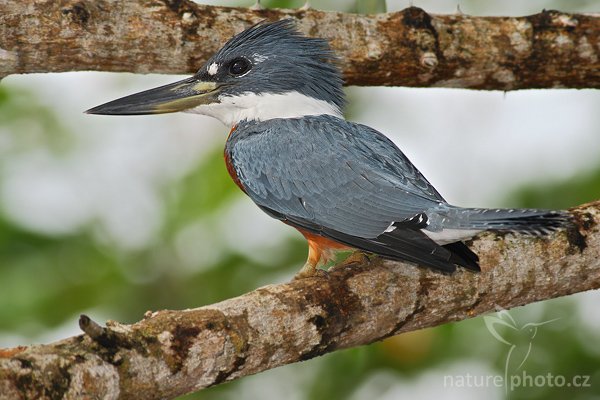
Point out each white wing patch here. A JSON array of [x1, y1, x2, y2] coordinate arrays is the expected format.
[[384, 222, 396, 233], [422, 228, 482, 244], [207, 63, 219, 76]]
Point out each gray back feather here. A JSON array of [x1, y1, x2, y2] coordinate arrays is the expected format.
[[227, 115, 444, 238]]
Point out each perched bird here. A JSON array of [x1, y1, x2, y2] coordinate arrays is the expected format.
[[87, 20, 569, 277]]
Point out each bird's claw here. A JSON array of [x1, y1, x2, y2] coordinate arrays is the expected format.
[[293, 262, 328, 280], [336, 251, 370, 268]]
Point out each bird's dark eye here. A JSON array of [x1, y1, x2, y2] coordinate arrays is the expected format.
[[229, 58, 251, 75]]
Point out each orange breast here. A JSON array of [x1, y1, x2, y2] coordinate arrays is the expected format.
[[224, 125, 246, 193]]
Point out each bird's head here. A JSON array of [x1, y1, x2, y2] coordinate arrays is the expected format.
[[86, 20, 345, 126]]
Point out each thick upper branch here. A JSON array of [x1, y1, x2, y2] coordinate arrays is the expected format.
[[1, 1, 599, 90], [0, 201, 599, 399]]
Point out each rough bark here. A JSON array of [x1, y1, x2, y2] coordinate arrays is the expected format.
[[1, 1, 599, 90], [0, 201, 598, 399]]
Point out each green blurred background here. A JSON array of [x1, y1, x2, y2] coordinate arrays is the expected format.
[[1, 1, 599, 399]]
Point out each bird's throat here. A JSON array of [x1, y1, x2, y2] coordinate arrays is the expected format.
[[186, 91, 343, 127]]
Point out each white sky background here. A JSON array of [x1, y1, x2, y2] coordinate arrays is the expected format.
[[1, 0, 599, 396], [2, 73, 225, 249]]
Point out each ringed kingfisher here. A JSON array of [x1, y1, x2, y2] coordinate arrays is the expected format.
[[87, 20, 570, 278]]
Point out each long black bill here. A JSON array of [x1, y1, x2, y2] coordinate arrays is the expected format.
[[85, 77, 220, 115]]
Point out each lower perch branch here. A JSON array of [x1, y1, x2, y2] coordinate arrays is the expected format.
[[1, 201, 599, 400]]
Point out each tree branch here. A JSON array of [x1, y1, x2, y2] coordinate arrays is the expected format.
[[1, 1, 599, 90], [0, 201, 598, 399]]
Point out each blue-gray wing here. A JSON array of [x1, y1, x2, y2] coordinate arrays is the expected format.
[[228, 116, 481, 272], [229, 115, 444, 239]]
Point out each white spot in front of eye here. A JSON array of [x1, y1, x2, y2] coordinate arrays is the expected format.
[[208, 63, 219, 76]]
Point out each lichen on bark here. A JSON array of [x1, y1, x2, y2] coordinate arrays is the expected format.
[[0, 2, 598, 89]]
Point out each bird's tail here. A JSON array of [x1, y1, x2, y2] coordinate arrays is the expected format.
[[443, 207, 572, 235]]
